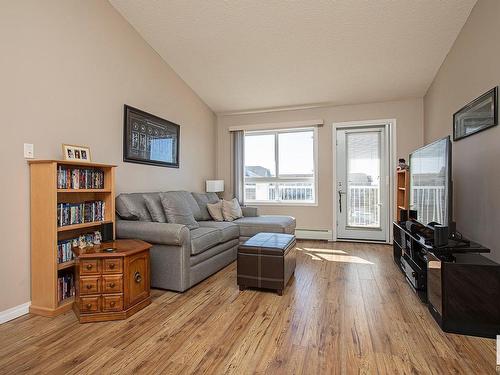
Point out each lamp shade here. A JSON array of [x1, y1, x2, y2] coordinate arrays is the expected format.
[[206, 180, 224, 193]]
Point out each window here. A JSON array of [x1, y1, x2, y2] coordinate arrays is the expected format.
[[244, 128, 317, 204]]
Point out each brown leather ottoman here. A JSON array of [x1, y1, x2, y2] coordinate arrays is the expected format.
[[237, 232, 296, 295]]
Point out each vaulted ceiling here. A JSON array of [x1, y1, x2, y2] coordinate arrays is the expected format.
[[110, 0, 476, 113]]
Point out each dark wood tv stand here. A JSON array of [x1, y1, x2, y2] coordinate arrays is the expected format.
[[393, 221, 500, 338]]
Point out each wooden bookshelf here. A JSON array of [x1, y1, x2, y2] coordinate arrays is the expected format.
[[396, 169, 410, 221], [29, 160, 116, 317]]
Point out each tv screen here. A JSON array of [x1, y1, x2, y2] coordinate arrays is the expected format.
[[409, 136, 452, 226]]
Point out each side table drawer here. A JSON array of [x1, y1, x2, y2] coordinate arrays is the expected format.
[[103, 258, 122, 273], [102, 294, 123, 312], [80, 296, 100, 313], [80, 277, 100, 295], [102, 275, 123, 294], [81, 259, 100, 274]]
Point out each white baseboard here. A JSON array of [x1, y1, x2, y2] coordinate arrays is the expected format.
[[295, 229, 333, 241], [0, 302, 30, 324]]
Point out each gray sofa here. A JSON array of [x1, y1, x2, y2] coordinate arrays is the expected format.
[[115, 191, 295, 292]]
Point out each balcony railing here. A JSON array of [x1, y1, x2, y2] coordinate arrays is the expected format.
[[244, 182, 314, 203], [347, 185, 446, 227], [411, 185, 446, 225], [348, 185, 380, 227]]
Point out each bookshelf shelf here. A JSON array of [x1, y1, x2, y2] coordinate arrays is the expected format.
[[29, 160, 116, 317], [57, 260, 76, 270], [58, 296, 75, 307], [57, 220, 112, 232], [57, 189, 112, 193]]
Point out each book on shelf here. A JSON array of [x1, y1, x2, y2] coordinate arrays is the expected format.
[[58, 272, 75, 303], [57, 166, 104, 189], [57, 240, 75, 264], [57, 200, 105, 227]]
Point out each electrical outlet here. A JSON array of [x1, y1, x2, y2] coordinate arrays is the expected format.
[[24, 143, 34, 159]]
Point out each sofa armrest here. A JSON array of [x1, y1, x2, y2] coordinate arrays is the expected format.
[[116, 220, 190, 246], [242, 206, 258, 217]]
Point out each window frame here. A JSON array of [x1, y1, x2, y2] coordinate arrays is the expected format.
[[244, 127, 318, 206]]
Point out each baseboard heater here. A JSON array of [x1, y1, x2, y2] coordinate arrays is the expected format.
[[295, 229, 332, 241]]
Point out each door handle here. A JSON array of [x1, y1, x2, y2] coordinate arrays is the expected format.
[[338, 190, 343, 213]]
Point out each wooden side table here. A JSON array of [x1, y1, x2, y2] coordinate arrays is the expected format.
[[72, 239, 152, 323]]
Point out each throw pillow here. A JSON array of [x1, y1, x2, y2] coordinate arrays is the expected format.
[[115, 193, 151, 221], [207, 201, 224, 222], [221, 198, 243, 222], [192, 192, 220, 221], [160, 192, 200, 230], [143, 194, 167, 223]]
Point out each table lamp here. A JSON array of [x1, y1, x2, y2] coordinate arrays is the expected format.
[[206, 180, 224, 199]]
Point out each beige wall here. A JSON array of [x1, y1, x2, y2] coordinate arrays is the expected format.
[[217, 98, 424, 232], [424, 0, 500, 262], [0, 1, 216, 312]]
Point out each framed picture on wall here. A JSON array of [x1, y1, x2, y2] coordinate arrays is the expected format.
[[453, 87, 498, 141], [123, 105, 180, 168]]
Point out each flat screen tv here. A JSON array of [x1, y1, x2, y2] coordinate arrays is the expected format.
[[409, 136, 452, 226]]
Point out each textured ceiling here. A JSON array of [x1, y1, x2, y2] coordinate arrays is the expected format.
[[109, 0, 476, 113]]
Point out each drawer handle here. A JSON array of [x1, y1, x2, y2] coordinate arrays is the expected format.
[[109, 263, 115, 269], [134, 271, 142, 283], [110, 301, 116, 307], [86, 303, 92, 309], [109, 282, 115, 288], [86, 284, 92, 289], [86, 264, 93, 270]]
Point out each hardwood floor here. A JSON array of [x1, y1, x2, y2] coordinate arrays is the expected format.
[[0, 241, 496, 374]]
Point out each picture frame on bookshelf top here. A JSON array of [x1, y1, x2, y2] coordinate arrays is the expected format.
[[62, 144, 92, 162]]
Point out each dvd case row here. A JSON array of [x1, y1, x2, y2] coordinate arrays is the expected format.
[[58, 272, 75, 303], [57, 240, 75, 264], [57, 201, 106, 227], [57, 166, 105, 190]]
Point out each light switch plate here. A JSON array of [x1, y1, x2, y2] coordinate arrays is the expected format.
[[24, 143, 34, 159]]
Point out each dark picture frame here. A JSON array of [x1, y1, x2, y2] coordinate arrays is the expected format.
[[123, 105, 180, 168], [453, 87, 498, 141]]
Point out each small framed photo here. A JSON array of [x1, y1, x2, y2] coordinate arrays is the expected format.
[[62, 144, 92, 162], [453, 87, 498, 141]]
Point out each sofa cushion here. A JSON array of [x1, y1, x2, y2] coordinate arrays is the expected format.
[[233, 215, 296, 237], [221, 198, 243, 222], [190, 227, 222, 255], [160, 192, 200, 230], [199, 221, 240, 242], [143, 194, 167, 223], [115, 193, 152, 221], [192, 192, 220, 221], [190, 238, 239, 267]]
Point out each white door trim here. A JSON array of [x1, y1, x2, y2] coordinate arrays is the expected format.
[[331, 119, 397, 243]]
